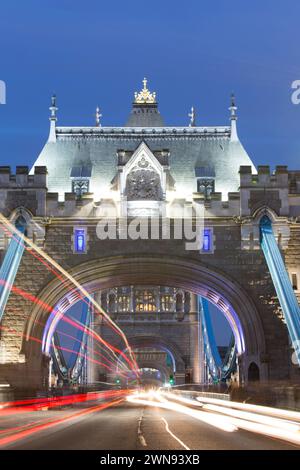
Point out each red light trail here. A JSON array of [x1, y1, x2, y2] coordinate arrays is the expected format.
[[0, 214, 139, 375], [0, 396, 126, 447], [0, 273, 137, 374]]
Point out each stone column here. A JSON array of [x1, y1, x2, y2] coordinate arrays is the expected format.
[[87, 291, 103, 384], [189, 293, 204, 384]]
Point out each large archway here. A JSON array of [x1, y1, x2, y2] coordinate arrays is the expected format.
[[24, 255, 267, 381]]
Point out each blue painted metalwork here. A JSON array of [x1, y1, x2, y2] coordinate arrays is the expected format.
[[260, 215, 300, 366], [0, 217, 26, 323], [71, 301, 92, 384], [51, 332, 69, 382], [67, 301, 90, 370], [199, 297, 237, 382], [199, 297, 222, 382], [51, 299, 93, 385], [221, 334, 236, 379]]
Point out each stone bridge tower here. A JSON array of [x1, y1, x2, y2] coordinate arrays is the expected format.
[[0, 80, 299, 392]]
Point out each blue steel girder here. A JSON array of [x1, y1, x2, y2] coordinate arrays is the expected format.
[[260, 215, 300, 366], [0, 220, 26, 323], [199, 297, 237, 382]]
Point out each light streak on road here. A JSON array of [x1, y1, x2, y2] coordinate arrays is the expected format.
[[127, 391, 237, 433], [202, 403, 300, 433], [0, 390, 130, 415], [162, 391, 300, 432], [167, 391, 300, 446], [195, 396, 300, 422], [0, 397, 125, 448], [161, 391, 203, 408], [214, 413, 300, 447], [128, 391, 300, 447]]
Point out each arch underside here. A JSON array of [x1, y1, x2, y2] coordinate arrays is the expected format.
[[25, 255, 266, 365]]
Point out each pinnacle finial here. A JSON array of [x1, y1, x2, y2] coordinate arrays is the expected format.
[[95, 106, 102, 127], [49, 94, 58, 122], [229, 92, 238, 142], [188, 106, 196, 127], [229, 92, 237, 120], [134, 78, 157, 104], [48, 93, 58, 142]]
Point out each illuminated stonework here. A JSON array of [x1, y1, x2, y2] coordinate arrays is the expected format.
[[0, 82, 299, 391]]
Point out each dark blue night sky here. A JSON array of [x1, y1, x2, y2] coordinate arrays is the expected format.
[[0, 0, 300, 169]]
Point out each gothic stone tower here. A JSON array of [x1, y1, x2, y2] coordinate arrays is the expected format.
[[0, 80, 299, 391]]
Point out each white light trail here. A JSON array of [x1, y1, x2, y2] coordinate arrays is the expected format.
[[128, 391, 300, 447], [195, 396, 300, 422], [127, 392, 237, 433], [203, 404, 300, 433], [162, 392, 300, 433]]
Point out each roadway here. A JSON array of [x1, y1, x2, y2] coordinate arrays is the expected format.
[[0, 391, 299, 450]]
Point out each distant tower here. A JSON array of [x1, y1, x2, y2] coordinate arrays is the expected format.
[[49, 94, 58, 143], [95, 106, 102, 127], [229, 93, 238, 142], [188, 106, 196, 127]]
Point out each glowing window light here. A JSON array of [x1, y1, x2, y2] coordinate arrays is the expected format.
[[202, 228, 212, 252], [75, 229, 86, 253]]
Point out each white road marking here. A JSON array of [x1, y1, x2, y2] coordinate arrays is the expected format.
[[137, 410, 147, 447], [161, 417, 190, 450]]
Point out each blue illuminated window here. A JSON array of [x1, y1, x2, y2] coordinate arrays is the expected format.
[[202, 228, 212, 252], [75, 229, 86, 253]]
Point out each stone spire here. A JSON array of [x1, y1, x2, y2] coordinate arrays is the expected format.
[[95, 106, 102, 127], [229, 93, 238, 142], [48, 94, 58, 143], [188, 106, 196, 127]]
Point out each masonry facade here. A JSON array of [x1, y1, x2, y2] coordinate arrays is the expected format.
[[0, 80, 299, 391]]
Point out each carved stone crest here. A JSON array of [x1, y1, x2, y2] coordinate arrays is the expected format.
[[125, 165, 163, 201]]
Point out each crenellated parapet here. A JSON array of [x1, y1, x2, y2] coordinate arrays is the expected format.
[[0, 166, 47, 188], [237, 166, 300, 252], [1, 164, 299, 227], [239, 165, 300, 218], [193, 191, 241, 217], [46, 192, 97, 217], [0, 166, 47, 217]]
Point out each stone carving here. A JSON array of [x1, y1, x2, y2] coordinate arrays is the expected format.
[[125, 160, 163, 200]]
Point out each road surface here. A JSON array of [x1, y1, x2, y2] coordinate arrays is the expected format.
[[0, 394, 299, 450]]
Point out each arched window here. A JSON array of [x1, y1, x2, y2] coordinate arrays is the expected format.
[[15, 215, 27, 235], [248, 362, 260, 382], [135, 290, 157, 312]]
